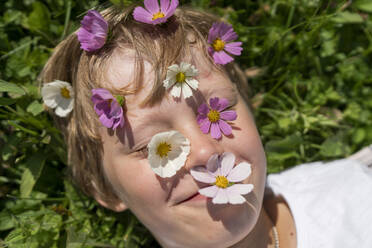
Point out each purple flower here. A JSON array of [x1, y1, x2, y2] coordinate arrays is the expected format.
[[77, 10, 108, 52], [91, 88, 125, 130], [197, 97, 237, 139], [207, 22, 243, 65], [190, 153, 254, 204], [133, 0, 179, 25]]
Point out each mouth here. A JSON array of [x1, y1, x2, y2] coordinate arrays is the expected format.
[[177, 192, 208, 205]]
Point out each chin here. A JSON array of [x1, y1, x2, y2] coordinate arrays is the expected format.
[[156, 196, 259, 248]]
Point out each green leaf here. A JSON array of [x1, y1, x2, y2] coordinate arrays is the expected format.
[[0, 97, 17, 106], [0, 211, 15, 231], [320, 136, 349, 157], [20, 152, 47, 197], [354, 0, 372, 13], [332, 11, 364, 24], [0, 80, 26, 95], [26, 100, 44, 116], [265, 133, 303, 153], [25, 2, 51, 32]]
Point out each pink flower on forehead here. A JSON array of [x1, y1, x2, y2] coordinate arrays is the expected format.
[[133, 0, 179, 25], [77, 10, 108, 52], [197, 97, 237, 139], [208, 22, 243, 65], [190, 153, 254, 204], [91, 88, 125, 130]]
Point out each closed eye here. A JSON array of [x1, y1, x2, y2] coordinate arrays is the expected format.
[[135, 146, 148, 158]]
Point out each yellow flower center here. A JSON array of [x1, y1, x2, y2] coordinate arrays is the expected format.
[[176, 72, 186, 83], [156, 142, 172, 158], [215, 176, 229, 188], [212, 38, 225, 52], [207, 110, 220, 123], [152, 12, 165, 20], [60, 87, 71, 99]]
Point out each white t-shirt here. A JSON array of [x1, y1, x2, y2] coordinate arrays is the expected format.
[[265, 147, 372, 248]]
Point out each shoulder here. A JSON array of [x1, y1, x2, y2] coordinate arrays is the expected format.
[[265, 155, 372, 247]]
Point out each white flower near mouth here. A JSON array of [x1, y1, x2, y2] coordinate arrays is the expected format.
[[163, 62, 199, 99], [41, 80, 74, 117], [190, 152, 254, 204], [148, 130, 190, 178]]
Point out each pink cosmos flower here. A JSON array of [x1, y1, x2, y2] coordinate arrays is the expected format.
[[77, 10, 108, 52], [207, 22, 243, 65], [133, 0, 179, 25], [91, 88, 125, 130], [190, 153, 254, 204], [197, 97, 237, 139]]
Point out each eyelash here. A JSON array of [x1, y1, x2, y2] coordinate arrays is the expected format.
[[135, 146, 148, 158]]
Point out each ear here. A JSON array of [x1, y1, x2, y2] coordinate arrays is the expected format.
[[93, 193, 128, 212]]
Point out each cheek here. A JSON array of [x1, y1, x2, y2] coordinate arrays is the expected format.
[[227, 99, 267, 197], [104, 154, 169, 209]]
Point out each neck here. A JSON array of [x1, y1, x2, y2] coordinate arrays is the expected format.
[[230, 206, 278, 248]]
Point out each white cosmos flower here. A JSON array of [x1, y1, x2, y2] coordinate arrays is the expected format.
[[41, 80, 74, 117], [163, 62, 199, 99], [147, 130, 190, 178]]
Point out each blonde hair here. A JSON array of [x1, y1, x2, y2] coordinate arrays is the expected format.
[[39, 4, 250, 204]]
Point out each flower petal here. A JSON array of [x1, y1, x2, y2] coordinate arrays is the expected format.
[[220, 110, 237, 121], [207, 22, 219, 44], [133, 7, 153, 24], [170, 83, 182, 98], [185, 78, 199, 90], [160, 0, 170, 13], [216, 98, 229, 111], [91, 88, 114, 101], [210, 122, 221, 139], [218, 120, 232, 136], [212, 188, 228, 204], [164, 0, 178, 18], [227, 194, 246, 204], [221, 28, 238, 42], [206, 154, 219, 174], [190, 168, 216, 183], [224, 42, 243, 55], [199, 185, 219, 198], [144, 0, 160, 14], [148, 130, 190, 178], [220, 152, 235, 176], [181, 83, 193, 98], [197, 103, 209, 115], [209, 97, 219, 110], [213, 50, 234, 65], [199, 118, 211, 134], [227, 162, 252, 182], [226, 184, 254, 195]]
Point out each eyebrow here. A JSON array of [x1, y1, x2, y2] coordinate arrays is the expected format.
[[202, 85, 239, 106]]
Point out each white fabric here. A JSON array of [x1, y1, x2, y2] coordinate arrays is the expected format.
[[266, 147, 372, 248]]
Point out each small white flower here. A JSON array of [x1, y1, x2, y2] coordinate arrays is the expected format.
[[147, 130, 190, 178], [163, 62, 199, 99], [41, 80, 74, 117]]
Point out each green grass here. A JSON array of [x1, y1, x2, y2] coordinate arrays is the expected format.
[[1, 0, 372, 247]]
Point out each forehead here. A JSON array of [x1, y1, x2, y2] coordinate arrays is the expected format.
[[102, 46, 235, 108]]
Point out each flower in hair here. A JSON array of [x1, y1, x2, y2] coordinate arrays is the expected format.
[[191, 153, 254, 204], [91, 88, 125, 130], [41, 80, 74, 117], [133, 0, 179, 25], [207, 22, 243, 65], [197, 97, 237, 139], [163, 62, 199, 99], [148, 130, 190, 178], [77, 10, 108, 52]]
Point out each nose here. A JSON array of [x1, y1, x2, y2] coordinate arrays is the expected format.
[[181, 127, 224, 171]]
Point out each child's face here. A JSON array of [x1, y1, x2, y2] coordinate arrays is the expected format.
[[98, 48, 266, 247]]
